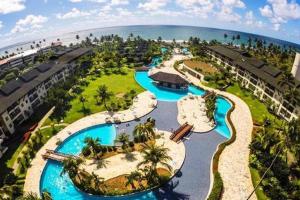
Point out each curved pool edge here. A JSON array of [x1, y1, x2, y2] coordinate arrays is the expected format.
[[205, 95, 236, 200], [23, 91, 158, 198]]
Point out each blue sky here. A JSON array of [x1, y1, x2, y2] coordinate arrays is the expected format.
[[0, 0, 300, 47]]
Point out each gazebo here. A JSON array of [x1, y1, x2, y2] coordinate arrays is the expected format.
[[149, 72, 189, 90]]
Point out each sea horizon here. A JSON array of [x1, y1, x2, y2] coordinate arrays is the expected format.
[[1, 25, 300, 56]]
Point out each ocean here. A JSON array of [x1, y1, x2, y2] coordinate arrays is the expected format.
[[1, 25, 300, 56]]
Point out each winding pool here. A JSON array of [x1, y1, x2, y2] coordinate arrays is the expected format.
[[135, 72, 205, 101], [40, 57, 232, 200]]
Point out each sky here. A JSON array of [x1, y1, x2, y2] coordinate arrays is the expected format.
[[0, 0, 300, 48]]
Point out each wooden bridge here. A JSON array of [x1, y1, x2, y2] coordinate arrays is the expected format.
[[170, 122, 194, 143], [42, 149, 80, 162]]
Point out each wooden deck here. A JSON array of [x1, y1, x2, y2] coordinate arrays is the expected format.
[[42, 149, 79, 162], [171, 123, 193, 143]]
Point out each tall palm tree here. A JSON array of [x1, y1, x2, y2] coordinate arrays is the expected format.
[[133, 123, 147, 139], [97, 85, 112, 109], [138, 143, 172, 173], [115, 133, 129, 149], [278, 72, 294, 87], [83, 137, 101, 157], [284, 87, 299, 106], [61, 158, 83, 180], [223, 33, 228, 43]]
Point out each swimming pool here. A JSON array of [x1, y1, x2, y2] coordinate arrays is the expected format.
[[161, 47, 168, 54], [214, 97, 232, 138], [135, 71, 205, 101], [148, 57, 162, 68], [39, 124, 153, 200]]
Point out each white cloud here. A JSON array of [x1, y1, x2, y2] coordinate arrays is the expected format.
[[11, 15, 48, 34], [69, 0, 107, 2], [259, 5, 273, 18], [138, 0, 169, 11], [0, 0, 26, 14], [245, 11, 264, 28], [57, 8, 91, 19], [216, 6, 241, 23], [259, 0, 300, 31], [222, 0, 245, 8], [116, 8, 132, 16], [0, 21, 3, 29], [111, 0, 129, 6]]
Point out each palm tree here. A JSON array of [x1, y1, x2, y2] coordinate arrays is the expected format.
[[284, 87, 299, 105], [133, 123, 147, 139], [224, 33, 228, 43], [61, 158, 83, 180], [115, 133, 129, 149], [278, 72, 293, 87], [125, 171, 142, 190], [97, 85, 112, 109], [79, 95, 86, 111], [83, 137, 101, 157], [90, 172, 104, 191], [22, 191, 52, 200], [138, 143, 172, 173], [76, 35, 80, 43]]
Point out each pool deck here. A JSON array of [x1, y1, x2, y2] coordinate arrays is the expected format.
[[82, 131, 185, 181], [177, 95, 214, 132], [23, 91, 157, 195]]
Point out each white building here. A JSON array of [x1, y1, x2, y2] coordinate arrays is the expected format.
[[0, 47, 92, 136], [292, 52, 300, 81], [205, 45, 299, 121]]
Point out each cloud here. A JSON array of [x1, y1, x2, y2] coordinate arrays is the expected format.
[[259, 0, 300, 31], [138, 0, 169, 11], [0, 21, 3, 29], [69, 0, 107, 2], [0, 0, 26, 14], [216, 6, 241, 23], [245, 11, 264, 28], [222, 0, 245, 8], [56, 8, 91, 19], [111, 0, 129, 6], [11, 15, 48, 34]]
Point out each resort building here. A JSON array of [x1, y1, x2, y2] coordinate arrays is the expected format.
[[292, 52, 300, 81], [205, 45, 300, 121], [150, 71, 189, 90], [0, 47, 92, 137]]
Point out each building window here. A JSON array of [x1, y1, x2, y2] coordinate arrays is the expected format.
[[5, 116, 9, 121], [9, 124, 12, 128]]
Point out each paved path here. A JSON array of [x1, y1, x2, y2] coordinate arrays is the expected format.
[[185, 73, 256, 200], [117, 100, 227, 200]]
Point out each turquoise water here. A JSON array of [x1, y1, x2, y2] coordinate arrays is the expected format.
[[161, 47, 168, 54], [39, 124, 155, 200], [214, 97, 232, 138], [148, 57, 162, 68], [135, 71, 205, 101], [3, 25, 299, 57]]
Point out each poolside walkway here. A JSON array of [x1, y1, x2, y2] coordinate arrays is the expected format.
[[185, 73, 256, 200], [23, 91, 157, 195], [177, 95, 214, 132], [82, 131, 185, 181]]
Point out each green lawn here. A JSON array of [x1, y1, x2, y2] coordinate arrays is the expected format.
[[226, 83, 279, 124], [55, 70, 144, 124]]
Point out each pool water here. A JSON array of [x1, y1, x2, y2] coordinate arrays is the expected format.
[[161, 47, 168, 54], [39, 124, 155, 200], [135, 72, 205, 101], [148, 57, 162, 68], [214, 97, 232, 138], [40, 57, 232, 200]]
